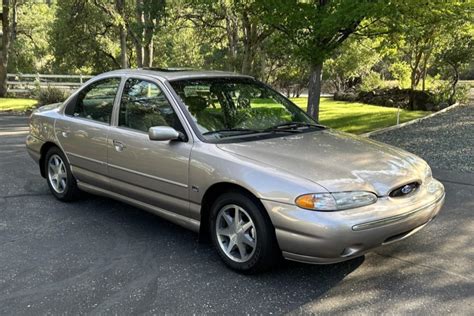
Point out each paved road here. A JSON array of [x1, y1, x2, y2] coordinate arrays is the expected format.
[[0, 115, 473, 315]]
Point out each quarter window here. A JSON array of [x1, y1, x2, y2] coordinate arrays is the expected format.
[[119, 79, 185, 134], [67, 77, 121, 124]]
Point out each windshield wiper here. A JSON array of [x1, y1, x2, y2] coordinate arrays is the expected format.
[[203, 122, 324, 138], [202, 127, 299, 138], [202, 128, 262, 137], [264, 122, 326, 132]]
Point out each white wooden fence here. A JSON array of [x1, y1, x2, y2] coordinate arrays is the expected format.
[[7, 73, 94, 94]]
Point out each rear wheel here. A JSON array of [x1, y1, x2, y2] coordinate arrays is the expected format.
[[45, 147, 81, 201], [210, 192, 280, 273]]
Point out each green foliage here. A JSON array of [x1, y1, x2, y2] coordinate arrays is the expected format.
[[360, 71, 383, 93], [35, 86, 67, 106], [1, 0, 471, 114], [51, 0, 121, 73], [257, 0, 384, 66], [324, 37, 381, 92], [453, 85, 470, 104], [388, 62, 411, 89], [9, 3, 56, 73]]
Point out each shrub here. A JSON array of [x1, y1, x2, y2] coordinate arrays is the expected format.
[[453, 84, 470, 104], [35, 86, 67, 106], [360, 71, 383, 92], [388, 62, 411, 89]]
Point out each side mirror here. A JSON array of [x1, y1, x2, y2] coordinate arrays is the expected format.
[[148, 126, 182, 141]]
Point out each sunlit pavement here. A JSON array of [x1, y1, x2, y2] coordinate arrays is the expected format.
[[0, 115, 472, 314]]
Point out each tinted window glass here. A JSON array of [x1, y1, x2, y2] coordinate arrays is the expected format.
[[119, 79, 184, 133], [170, 78, 314, 140], [69, 77, 120, 123]]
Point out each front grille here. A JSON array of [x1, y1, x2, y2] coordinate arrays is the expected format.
[[389, 181, 420, 197]]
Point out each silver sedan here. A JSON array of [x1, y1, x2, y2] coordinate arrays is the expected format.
[[26, 69, 445, 273]]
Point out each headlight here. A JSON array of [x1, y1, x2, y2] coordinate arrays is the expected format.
[[295, 191, 377, 211]]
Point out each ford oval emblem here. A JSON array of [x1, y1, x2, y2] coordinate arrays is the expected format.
[[401, 184, 414, 195]]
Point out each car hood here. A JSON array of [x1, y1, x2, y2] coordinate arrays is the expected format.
[[216, 130, 427, 196]]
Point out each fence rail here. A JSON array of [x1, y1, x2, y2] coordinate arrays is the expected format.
[[7, 73, 94, 94]]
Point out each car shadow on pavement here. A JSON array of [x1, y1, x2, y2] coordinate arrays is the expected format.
[[89, 194, 365, 314], [0, 190, 364, 314]]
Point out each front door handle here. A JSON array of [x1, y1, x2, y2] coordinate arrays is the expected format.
[[113, 140, 126, 152]]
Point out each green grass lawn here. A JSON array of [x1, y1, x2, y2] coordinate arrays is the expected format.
[[291, 97, 429, 134], [0, 98, 38, 112], [0, 96, 429, 134]]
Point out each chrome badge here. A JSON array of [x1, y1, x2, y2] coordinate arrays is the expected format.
[[401, 184, 414, 195]]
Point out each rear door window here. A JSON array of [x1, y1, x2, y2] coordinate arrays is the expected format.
[[66, 77, 121, 124]]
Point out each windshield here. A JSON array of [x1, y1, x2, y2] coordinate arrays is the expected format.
[[169, 77, 318, 141]]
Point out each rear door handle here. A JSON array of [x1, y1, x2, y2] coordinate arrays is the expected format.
[[113, 140, 126, 152]]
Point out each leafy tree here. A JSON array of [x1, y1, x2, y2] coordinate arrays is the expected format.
[[378, 0, 471, 108], [9, 2, 55, 73], [124, 0, 166, 68], [92, 0, 167, 68], [436, 27, 474, 103], [0, 0, 13, 96], [260, 34, 309, 96], [51, 0, 121, 73], [182, 0, 273, 76], [324, 37, 381, 93], [258, 0, 386, 121], [52, 0, 166, 72]]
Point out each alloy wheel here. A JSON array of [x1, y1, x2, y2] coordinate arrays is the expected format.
[[215, 204, 257, 263], [48, 154, 67, 194]]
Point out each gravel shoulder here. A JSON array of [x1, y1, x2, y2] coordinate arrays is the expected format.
[[371, 104, 473, 173]]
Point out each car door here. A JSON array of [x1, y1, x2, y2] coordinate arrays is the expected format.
[[56, 76, 122, 188], [107, 77, 193, 218]]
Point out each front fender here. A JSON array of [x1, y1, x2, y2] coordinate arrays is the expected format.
[[189, 142, 328, 207]]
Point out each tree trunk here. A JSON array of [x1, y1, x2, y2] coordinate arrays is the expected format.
[[11, 1, 16, 40], [225, 12, 238, 72], [408, 49, 423, 110], [143, 12, 155, 68], [0, 0, 11, 97], [449, 65, 459, 104], [143, 39, 153, 68], [241, 12, 252, 75], [307, 62, 323, 122], [115, 0, 128, 68], [408, 77, 416, 110], [135, 0, 144, 67], [119, 27, 128, 68]]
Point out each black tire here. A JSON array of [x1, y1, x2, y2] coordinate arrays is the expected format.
[[210, 192, 280, 274], [44, 146, 81, 201]]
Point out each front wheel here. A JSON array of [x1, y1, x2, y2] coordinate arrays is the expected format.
[[45, 146, 81, 201], [210, 192, 280, 273]]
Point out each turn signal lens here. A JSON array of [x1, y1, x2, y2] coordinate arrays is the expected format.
[[295, 191, 377, 211], [295, 193, 337, 210]]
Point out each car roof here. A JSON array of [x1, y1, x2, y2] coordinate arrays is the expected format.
[[100, 68, 253, 81]]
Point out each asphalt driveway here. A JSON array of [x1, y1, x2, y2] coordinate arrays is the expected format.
[[0, 114, 473, 315]]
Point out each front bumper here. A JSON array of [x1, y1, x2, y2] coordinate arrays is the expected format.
[[262, 179, 445, 264]]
